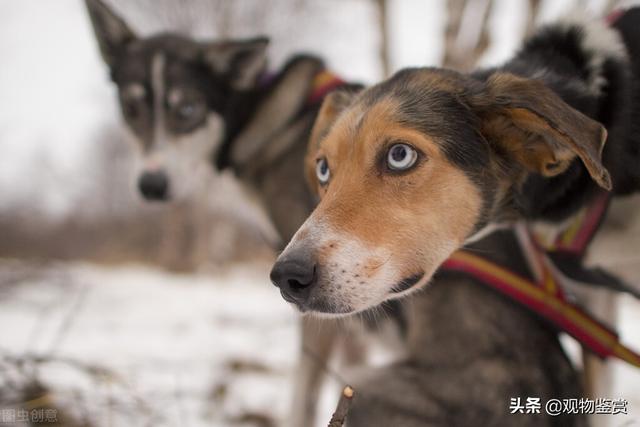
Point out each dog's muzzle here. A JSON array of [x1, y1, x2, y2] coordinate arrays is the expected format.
[[270, 251, 317, 309], [138, 170, 169, 201]]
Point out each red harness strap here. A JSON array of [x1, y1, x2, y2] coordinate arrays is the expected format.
[[442, 251, 640, 367], [541, 191, 610, 255], [441, 193, 640, 368], [443, 10, 640, 367], [306, 70, 345, 106], [606, 9, 625, 26]]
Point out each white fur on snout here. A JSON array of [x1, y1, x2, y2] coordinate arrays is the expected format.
[[153, 113, 225, 200], [121, 52, 227, 201], [282, 218, 411, 315], [124, 112, 225, 201]]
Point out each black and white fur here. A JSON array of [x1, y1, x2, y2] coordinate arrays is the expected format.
[[86, 0, 271, 202], [494, 11, 640, 401], [87, 1, 636, 424], [271, 9, 640, 416], [86, 1, 405, 426]]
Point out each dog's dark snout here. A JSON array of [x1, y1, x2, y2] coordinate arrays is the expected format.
[[138, 171, 169, 201], [270, 255, 317, 306]]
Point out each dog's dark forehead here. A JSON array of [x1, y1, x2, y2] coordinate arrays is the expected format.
[[357, 68, 490, 172], [112, 35, 206, 85]]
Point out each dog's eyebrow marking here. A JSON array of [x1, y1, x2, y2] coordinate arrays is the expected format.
[[123, 83, 145, 99], [151, 53, 166, 146], [351, 97, 398, 140], [353, 109, 366, 135], [316, 108, 364, 152]]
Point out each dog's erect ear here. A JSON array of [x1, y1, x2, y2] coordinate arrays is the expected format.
[[201, 37, 269, 91], [85, 0, 136, 68], [473, 73, 611, 190], [305, 88, 361, 191], [226, 57, 323, 171]]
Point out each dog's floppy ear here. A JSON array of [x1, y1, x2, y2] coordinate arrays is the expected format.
[[305, 87, 361, 192], [85, 0, 136, 68], [473, 73, 611, 190], [201, 37, 269, 90]]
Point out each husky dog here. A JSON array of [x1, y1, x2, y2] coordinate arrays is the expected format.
[[87, 0, 270, 202], [86, 1, 403, 425]]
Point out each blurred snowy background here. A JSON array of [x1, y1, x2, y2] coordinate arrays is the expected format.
[[0, 0, 639, 426]]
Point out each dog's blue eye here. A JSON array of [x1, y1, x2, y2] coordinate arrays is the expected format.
[[179, 103, 195, 118], [387, 143, 418, 171], [316, 158, 330, 185]]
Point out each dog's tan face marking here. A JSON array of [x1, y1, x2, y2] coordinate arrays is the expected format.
[[315, 103, 481, 248], [284, 90, 483, 315], [273, 68, 610, 316]]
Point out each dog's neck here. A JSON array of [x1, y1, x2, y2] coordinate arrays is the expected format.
[[409, 239, 565, 367]]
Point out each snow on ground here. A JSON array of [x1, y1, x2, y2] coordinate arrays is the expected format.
[[1, 1, 639, 426], [0, 260, 305, 427], [610, 294, 640, 426], [0, 260, 638, 427]]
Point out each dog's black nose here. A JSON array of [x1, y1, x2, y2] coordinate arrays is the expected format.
[[270, 256, 317, 306], [138, 171, 169, 201]]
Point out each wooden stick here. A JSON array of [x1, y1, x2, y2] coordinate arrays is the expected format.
[[328, 385, 355, 427]]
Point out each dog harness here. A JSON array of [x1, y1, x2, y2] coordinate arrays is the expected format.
[[307, 70, 346, 106], [442, 192, 640, 368]]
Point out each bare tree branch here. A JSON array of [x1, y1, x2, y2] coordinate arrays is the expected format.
[[526, 0, 542, 37], [376, 0, 391, 77], [327, 386, 354, 427]]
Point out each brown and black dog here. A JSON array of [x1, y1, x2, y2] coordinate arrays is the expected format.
[[271, 12, 640, 416], [271, 12, 640, 318], [345, 229, 586, 427]]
